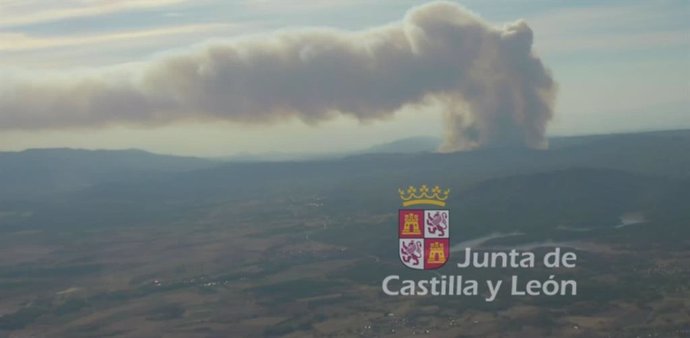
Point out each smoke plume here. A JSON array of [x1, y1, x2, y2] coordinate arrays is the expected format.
[[0, 1, 557, 150]]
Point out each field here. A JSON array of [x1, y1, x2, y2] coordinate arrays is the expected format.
[[0, 130, 688, 337]]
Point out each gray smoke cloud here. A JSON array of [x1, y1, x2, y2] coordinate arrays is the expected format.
[[0, 1, 557, 151]]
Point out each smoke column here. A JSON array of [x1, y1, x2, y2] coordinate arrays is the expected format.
[[0, 1, 557, 150]]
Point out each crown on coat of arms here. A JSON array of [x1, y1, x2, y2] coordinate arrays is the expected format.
[[398, 185, 450, 207]]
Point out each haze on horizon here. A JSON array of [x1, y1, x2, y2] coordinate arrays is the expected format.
[[0, 0, 688, 157]]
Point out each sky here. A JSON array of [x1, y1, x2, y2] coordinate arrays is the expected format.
[[0, 0, 688, 157]]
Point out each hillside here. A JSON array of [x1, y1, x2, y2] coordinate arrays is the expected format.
[[0, 129, 688, 337], [0, 148, 215, 199]]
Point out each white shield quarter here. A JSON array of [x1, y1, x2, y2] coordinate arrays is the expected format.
[[424, 209, 449, 239], [399, 238, 424, 270]]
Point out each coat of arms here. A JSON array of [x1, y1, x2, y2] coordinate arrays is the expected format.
[[398, 185, 450, 270]]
